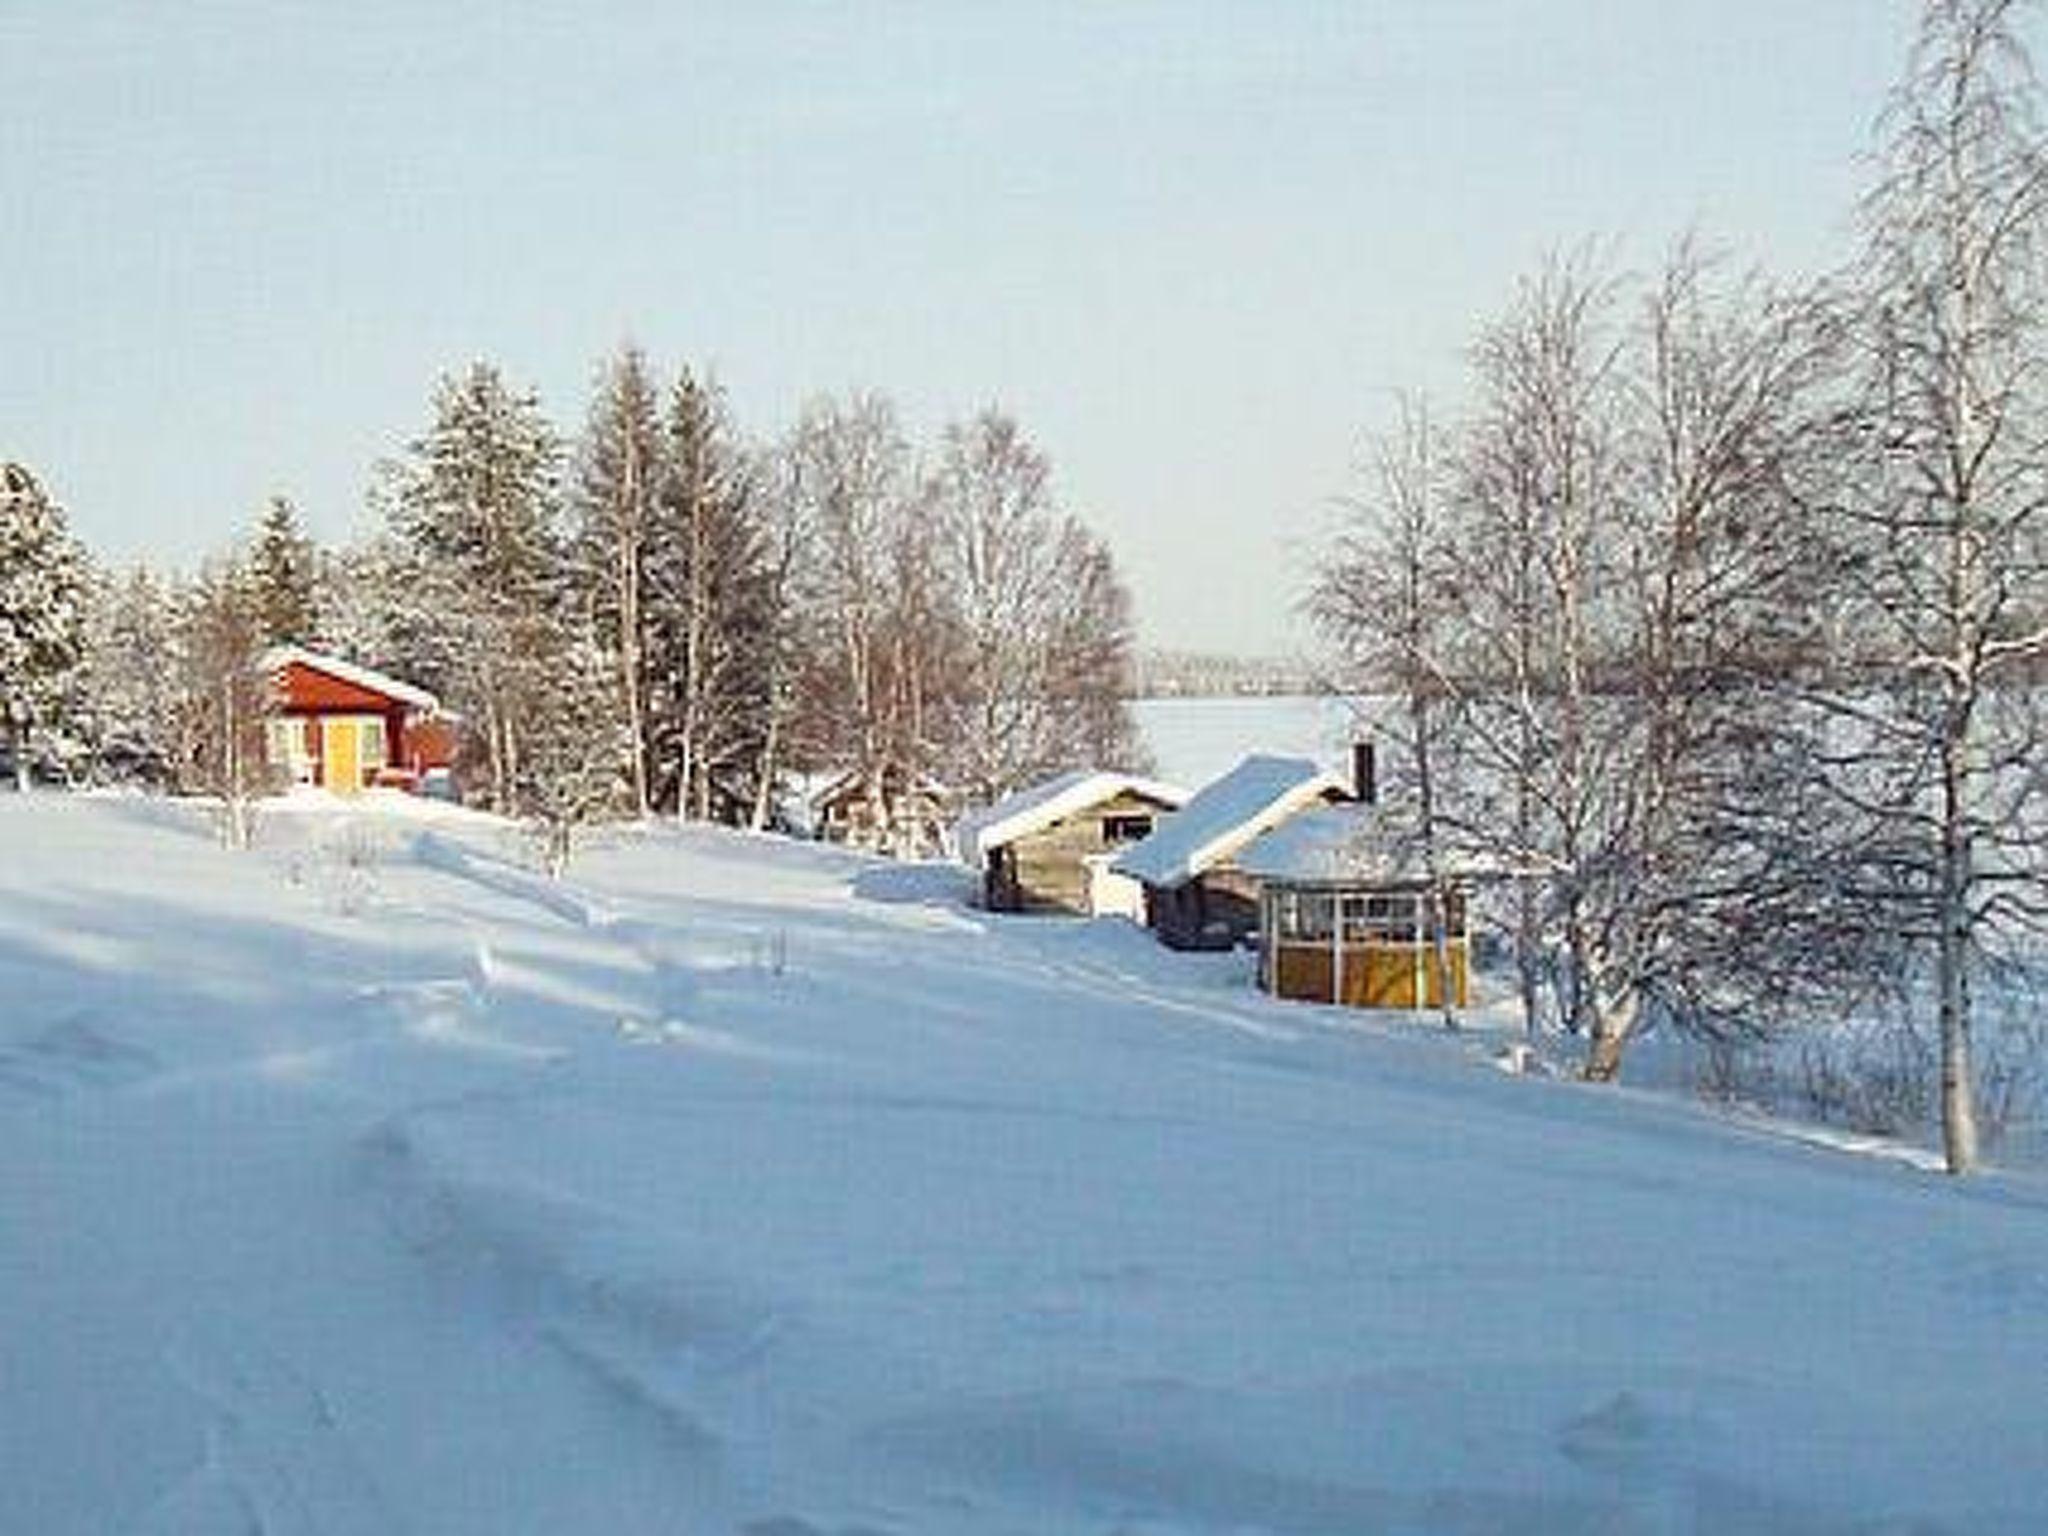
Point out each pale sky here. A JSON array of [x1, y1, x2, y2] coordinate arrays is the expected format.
[[6, 3, 1939, 656]]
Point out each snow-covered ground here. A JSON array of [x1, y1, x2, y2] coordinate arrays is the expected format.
[[6, 791, 2048, 1534]]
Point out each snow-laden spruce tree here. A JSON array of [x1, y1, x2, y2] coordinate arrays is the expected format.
[[384, 363, 569, 816], [78, 564, 182, 783], [249, 495, 319, 647], [1810, 0, 2048, 1172], [0, 462, 89, 791], [570, 346, 665, 817], [649, 367, 776, 823]]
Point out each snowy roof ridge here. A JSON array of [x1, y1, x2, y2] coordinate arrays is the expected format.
[[956, 768, 1189, 866], [1110, 753, 1350, 889], [263, 644, 441, 712]]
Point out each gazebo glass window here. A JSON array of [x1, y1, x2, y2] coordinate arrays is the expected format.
[[1276, 890, 1335, 941], [1343, 892, 1420, 942]]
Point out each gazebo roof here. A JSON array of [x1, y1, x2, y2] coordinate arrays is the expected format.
[[1238, 802, 1493, 887]]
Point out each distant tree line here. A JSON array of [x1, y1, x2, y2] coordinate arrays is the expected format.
[[0, 372, 1143, 862], [1315, 0, 2048, 1172], [1134, 649, 1327, 699]]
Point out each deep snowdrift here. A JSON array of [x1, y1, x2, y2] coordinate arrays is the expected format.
[[3, 793, 2045, 1534]]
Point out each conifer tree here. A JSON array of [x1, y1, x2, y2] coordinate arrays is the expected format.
[[385, 363, 566, 815], [249, 495, 319, 646], [79, 564, 181, 784], [0, 462, 89, 790], [652, 367, 772, 821], [571, 346, 664, 816]]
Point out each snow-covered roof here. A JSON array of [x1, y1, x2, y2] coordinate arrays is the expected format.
[[1238, 802, 1498, 886], [1111, 753, 1350, 890], [263, 645, 440, 712], [955, 769, 1189, 867]]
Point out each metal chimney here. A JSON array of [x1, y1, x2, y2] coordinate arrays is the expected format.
[[1352, 740, 1377, 805]]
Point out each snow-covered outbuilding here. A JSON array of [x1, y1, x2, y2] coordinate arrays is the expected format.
[[263, 646, 458, 797], [956, 769, 1189, 916], [1112, 753, 1353, 950], [1237, 801, 1474, 1010], [811, 766, 956, 857]]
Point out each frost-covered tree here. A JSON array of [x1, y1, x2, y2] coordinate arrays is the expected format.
[[925, 408, 1143, 802], [309, 536, 407, 667], [650, 367, 774, 822], [1311, 397, 1465, 1032], [1316, 247, 1843, 1082], [173, 558, 274, 847], [1809, 0, 2048, 1172], [783, 393, 924, 843], [384, 363, 566, 815], [79, 564, 181, 783], [1438, 255, 1628, 1055], [0, 462, 89, 791], [517, 627, 633, 876], [249, 495, 319, 646], [571, 346, 664, 816]]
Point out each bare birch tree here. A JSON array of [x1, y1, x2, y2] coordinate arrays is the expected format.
[[925, 408, 1143, 803], [1311, 396, 1466, 1030], [1815, 0, 2048, 1171], [174, 559, 275, 848], [783, 393, 925, 848]]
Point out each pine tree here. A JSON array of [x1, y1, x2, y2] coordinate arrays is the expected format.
[[0, 462, 89, 790], [249, 495, 319, 646]]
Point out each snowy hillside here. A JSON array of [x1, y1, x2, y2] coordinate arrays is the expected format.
[[5, 793, 2047, 1534]]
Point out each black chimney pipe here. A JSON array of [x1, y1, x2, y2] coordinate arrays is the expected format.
[[1352, 740, 1376, 805]]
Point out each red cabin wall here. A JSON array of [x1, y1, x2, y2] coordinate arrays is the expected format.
[[270, 660, 457, 790]]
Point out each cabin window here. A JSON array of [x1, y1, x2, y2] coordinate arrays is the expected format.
[[1102, 814, 1153, 844], [265, 719, 315, 785], [1275, 890, 1334, 941], [361, 716, 388, 768]]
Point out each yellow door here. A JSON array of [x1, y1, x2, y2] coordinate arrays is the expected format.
[[324, 718, 361, 795]]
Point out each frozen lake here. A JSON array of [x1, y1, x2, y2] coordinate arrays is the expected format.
[[1131, 693, 1382, 790]]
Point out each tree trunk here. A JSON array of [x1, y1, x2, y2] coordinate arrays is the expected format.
[[750, 710, 781, 832], [7, 708, 27, 794], [1582, 989, 1637, 1083], [1937, 713, 1980, 1173], [1427, 884, 1458, 1032]]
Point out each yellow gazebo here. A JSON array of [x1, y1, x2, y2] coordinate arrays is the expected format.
[[1240, 804, 1473, 1011]]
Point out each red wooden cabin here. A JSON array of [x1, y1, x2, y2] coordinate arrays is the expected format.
[[263, 646, 458, 796]]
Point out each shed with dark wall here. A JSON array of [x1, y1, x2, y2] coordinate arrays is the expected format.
[[1111, 754, 1353, 951]]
